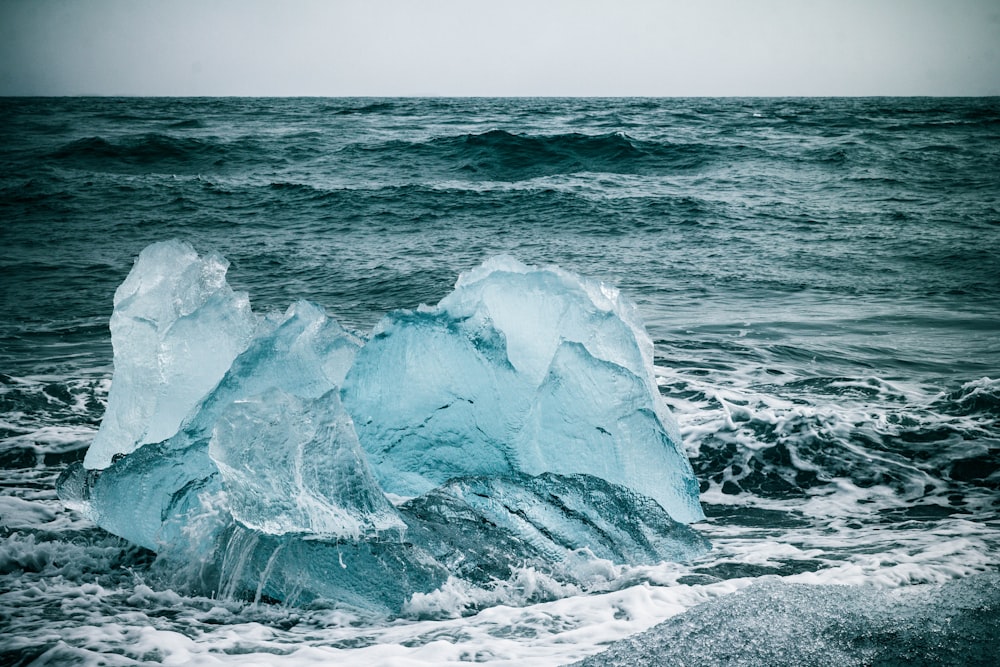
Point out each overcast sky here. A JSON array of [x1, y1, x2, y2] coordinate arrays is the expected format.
[[1, 0, 998, 96]]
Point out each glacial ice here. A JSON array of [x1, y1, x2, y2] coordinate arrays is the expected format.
[[208, 472, 708, 611], [67, 284, 372, 552], [403, 473, 710, 570], [59, 242, 708, 612], [210, 388, 404, 538], [343, 255, 704, 524], [83, 241, 256, 469]]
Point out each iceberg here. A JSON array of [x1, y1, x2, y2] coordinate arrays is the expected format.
[[58, 242, 708, 613]]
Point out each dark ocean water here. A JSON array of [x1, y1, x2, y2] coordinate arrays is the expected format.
[[1, 97, 999, 665]]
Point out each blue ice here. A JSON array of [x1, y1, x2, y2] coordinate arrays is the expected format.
[[58, 242, 708, 612], [343, 255, 704, 524]]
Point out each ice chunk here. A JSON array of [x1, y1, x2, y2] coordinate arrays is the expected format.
[[194, 300, 362, 424], [62, 297, 366, 552], [74, 438, 223, 553], [210, 523, 450, 611], [206, 472, 707, 611], [447, 256, 654, 387], [60, 243, 709, 614], [342, 309, 530, 496], [342, 257, 704, 523], [210, 388, 404, 538], [84, 240, 256, 469], [516, 341, 704, 525], [403, 473, 709, 573]]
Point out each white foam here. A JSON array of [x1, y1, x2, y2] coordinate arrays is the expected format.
[[0, 495, 58, 528], [5, 468, 999, 665]]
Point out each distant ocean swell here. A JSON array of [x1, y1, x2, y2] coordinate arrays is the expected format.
[[48, 134, 267, 173], [45, 129, 767, 180]]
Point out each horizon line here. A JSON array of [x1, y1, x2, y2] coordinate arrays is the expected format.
[[4, 93, 1000, 99]]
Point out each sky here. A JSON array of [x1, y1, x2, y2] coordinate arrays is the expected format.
[[1, 0, 998, 96]]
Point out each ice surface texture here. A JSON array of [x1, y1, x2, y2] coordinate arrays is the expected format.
[[343, 256, 704, 524], [84, 242, 256, 469], [59, 241, 707, 612]]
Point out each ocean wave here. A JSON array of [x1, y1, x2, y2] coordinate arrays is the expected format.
[[345, 130, 741, 181], [938, 377, 1000, 418], [659, 363, 1000, 516], [332, 101, 397, 115], [0, 177, 75, 206], [48, 133, 261, 174], [166, 118, 206, 129]]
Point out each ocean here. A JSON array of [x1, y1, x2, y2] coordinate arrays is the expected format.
[[1, 97, 998, 665]]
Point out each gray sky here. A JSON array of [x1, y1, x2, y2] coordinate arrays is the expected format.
[[1, 0, 998, 96]]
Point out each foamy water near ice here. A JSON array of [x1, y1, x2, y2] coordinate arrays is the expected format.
[[2, 364, 997, 665]]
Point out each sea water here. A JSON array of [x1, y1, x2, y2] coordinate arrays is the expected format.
[[1, 97, 998, 665]]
